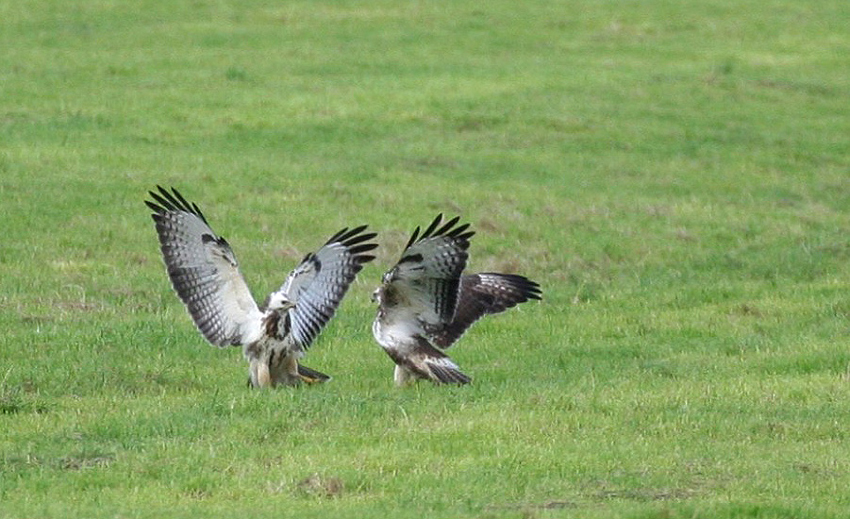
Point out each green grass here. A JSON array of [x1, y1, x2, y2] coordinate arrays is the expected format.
[[1, 0, 849, 517]]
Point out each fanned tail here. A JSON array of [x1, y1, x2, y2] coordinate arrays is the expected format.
[[424, 356, 471, 385]]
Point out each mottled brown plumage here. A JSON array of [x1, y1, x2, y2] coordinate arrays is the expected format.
[[372, 214, 541, 386]]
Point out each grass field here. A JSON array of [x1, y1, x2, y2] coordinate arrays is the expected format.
[[1, 0, 849, 517]]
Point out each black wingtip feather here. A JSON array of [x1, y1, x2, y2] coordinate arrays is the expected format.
[[420, 214, 444, 240], [146, 186, 209, 224], [349, 243, 379, 256], [342, 231, 378, 247], [346, 223, 369, 236], [404, 214, 475, 251], [326, 227, 349, 244], [434, 215, 461, 237], [404, 226, 422, 251], [445, 222, 470, 238], [326, 225, 376, 247], [191, 202, 208, 223], [477, 273, 543, 301], [147, 190, 173, 211], [144, 200, 164, 215], [504, 274, 543, 300], [158, 186, 182, 210], [169, 186, 191, 207]]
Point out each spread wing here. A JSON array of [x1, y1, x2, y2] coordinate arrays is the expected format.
[[273, 225, 377, 349], [428, 273, 542, 348], [146, 186, 262, 347], [380, 214, 475, 327]]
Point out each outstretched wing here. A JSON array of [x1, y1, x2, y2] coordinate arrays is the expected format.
[[380, 214, 475, 327], [146, 186, 262, 347], [428, 273, 542, 348], [274, 225, 377, 349]]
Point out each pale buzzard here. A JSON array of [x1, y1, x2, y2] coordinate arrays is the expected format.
[[372, 214, 541, 386], [146, 186, 377, 388]]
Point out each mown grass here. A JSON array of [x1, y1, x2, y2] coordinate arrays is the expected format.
[[1, 0, 849, 517]]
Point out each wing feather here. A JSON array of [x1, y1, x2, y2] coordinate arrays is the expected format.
[[381, 214, 474, 327], [414, 338, 470, 385], [274, 226, 377, 349], [428, 273, 542, 348], [146, 186, 262, 347]]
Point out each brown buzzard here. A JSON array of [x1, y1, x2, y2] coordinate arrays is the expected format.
[[372, 214, 541, 386]]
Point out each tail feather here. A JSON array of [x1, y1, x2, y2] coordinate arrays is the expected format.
[[425, 356, 471, 385], [297, 364, 331, 384]]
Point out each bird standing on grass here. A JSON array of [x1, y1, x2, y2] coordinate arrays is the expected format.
[[372, 214, 541, 386], [146, 186, 377, 388]]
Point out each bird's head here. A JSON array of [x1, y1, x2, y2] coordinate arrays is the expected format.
[[265, 291, 295, 312], [370, 287, 382, 304], [372, 270, 397, 305]]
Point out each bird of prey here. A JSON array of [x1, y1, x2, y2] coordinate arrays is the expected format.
[[145, 186, 377, 388], [372, 214, 542, 386]]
